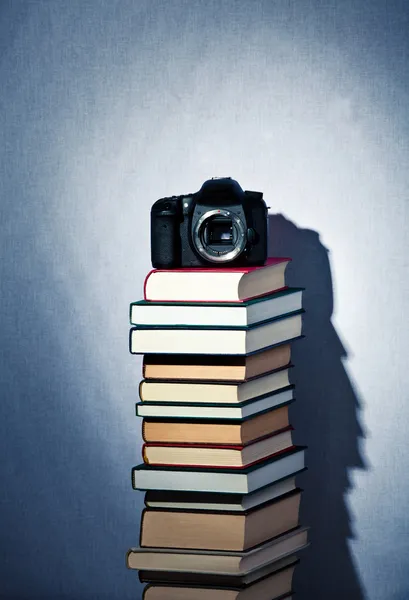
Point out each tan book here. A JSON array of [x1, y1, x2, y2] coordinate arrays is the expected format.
[[139, 366, 291, 405], [140, 489, 301, 551], [139, 553, 298, 586], [142, 404, 290, 445], [143, 344, 291, 381], [127, 526, 309, 574], [145, 586, 293, 600], [143, 563, 295, 600]]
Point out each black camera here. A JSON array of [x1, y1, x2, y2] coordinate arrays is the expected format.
[[150, 177, 268, 268]]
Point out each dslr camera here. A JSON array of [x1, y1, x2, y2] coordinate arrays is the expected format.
[[151, 177, 268, 268]]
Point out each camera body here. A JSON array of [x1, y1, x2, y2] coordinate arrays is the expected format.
[[151, 177, 268, 268]]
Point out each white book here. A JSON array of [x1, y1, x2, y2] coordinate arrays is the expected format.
[[130, 288, 303, 327], [144, 258, 290, 303]]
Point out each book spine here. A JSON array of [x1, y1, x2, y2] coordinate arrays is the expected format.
[[131, 466, 137, 490], [143, 269, 155, 301], [141, 583, 151, 600], [129, 329, 133, 355], [125, 548, 136, 570], [141, 419, 147, 443], [139, 508, 147, 547]]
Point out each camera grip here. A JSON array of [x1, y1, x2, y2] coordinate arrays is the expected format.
[[151, 212, 180, 268]]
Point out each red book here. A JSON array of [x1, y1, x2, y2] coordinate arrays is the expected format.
[[142, 426, 294, 469], [144, 257, 291, 303]]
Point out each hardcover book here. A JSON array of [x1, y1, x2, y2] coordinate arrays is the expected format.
[[142, 557, 296, 600], [131, 288, 303, 327], [144, 257, 291, 302], [138, 552, 299, 585], [143, 582, 293, 600]]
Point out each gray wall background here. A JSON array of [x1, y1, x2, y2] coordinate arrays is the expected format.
[[1, 1, 408, 599]]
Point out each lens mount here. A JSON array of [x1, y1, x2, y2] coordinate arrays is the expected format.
[[192, 209, 247, 263]]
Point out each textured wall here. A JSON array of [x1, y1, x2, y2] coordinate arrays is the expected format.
[[1, 1, 408, 599]]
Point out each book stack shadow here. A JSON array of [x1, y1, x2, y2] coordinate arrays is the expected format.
[[127, 258, 309, 600]]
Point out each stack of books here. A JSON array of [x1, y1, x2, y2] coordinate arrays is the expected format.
[[127, 257, 309, 600]]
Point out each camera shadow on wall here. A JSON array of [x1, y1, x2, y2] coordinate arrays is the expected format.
[[268, 213, 368, 600]]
